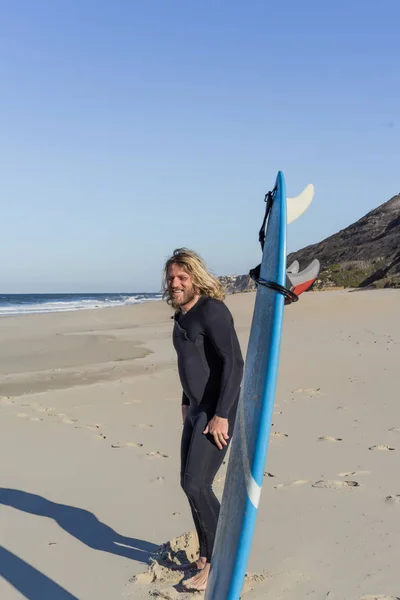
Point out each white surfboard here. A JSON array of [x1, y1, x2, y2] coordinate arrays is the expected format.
[[287, 184, 314, 224]]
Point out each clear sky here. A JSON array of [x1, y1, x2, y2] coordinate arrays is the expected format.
[[1, 1, 399, 293]]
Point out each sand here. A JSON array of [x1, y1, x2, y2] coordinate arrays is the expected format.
[[0, 290, 399, 600]]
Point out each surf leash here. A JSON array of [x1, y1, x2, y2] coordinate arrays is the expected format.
[[249, 188, 299, 305]]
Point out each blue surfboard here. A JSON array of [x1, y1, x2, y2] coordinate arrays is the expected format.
[[205, 171, 288, 599]]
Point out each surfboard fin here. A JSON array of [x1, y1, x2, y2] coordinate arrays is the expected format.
[[287, 184, 314, 224], [285, 259, 320, 304], [286, 260, 300, 274]]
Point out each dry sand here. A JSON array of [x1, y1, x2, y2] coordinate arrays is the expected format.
[[0, 290, 399, 600]]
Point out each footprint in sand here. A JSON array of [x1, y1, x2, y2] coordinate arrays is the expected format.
[[111, 442, 143, 449], [241, 573, 265, 594], [30, 417, 43, 422], [385, 495, 400, 505], [360, 596, 400, 600], [17, 413, 29, 418], [132, 424, 153, 429], [149, 590, 181, 600], [293, 388, 322, 397], [274, 480, 310, 489], [369, 445, 396, 451], [338, 470, 370, 477], [272, 432, 288, 438], [388, 427, 400, 433], [153, 477, 165, 482], [1, 398, 14, 405], [147, 452, 169, 459], [319, 436, 343, 442], [123, 400, 142, 405], [62, 418, 77, 425], [94, 433, 107, 440], [85, 424, 102, 431], [312, 480, 359, 489]]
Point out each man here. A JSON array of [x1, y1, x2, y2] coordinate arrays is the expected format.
[[162, 248, 244, 592]]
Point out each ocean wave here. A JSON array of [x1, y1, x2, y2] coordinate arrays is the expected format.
[[0, 293, 162, 317]]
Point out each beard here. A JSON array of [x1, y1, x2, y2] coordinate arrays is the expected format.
[[170, 286, 198, 310]]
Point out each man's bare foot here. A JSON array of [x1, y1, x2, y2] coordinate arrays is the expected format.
[[172, 556, 207, 571], [183, 563, 210, 591]]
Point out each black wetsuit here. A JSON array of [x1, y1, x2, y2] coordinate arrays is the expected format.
[[173, 296, 244, 561]]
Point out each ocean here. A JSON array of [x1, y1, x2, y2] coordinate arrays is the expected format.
[[0, 293, 162, 317]]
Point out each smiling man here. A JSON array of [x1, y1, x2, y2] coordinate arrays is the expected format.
[[162, 248, 244, 591]]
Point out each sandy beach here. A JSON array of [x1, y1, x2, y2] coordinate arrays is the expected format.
[[1, 290, 399, 600]]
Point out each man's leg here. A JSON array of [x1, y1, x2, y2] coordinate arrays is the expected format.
[[180, 413, 208, 567], [181, 411, 230, 590]]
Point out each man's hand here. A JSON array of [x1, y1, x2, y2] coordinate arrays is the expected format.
[[203, 415, 229, 450], [182, 405, 189, 425]]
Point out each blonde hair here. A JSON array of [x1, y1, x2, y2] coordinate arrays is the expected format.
[[162, 248, 225, 305]]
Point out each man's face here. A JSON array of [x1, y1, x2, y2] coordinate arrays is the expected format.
[[167, 263, 198, 310]]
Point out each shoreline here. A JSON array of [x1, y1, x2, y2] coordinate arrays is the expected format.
[[2, 285, 396, 321], [0, 292, 162, 319]]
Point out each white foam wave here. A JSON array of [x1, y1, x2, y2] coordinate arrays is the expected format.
[[0, 295, 162, 317]]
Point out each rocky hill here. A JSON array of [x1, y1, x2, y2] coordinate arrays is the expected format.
[[220, 193, 400, 292], [287, 193, 400, 289], [218, 274, 255, 294]]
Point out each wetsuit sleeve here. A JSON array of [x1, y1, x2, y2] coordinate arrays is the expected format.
[[182, 391, 190, 406], [203, 302, 243, 419]]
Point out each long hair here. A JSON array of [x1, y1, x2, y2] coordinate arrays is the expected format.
[[162, 248, 225, 305]]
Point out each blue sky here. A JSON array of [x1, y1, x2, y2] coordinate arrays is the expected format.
[[1, 1, 399, 293]]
